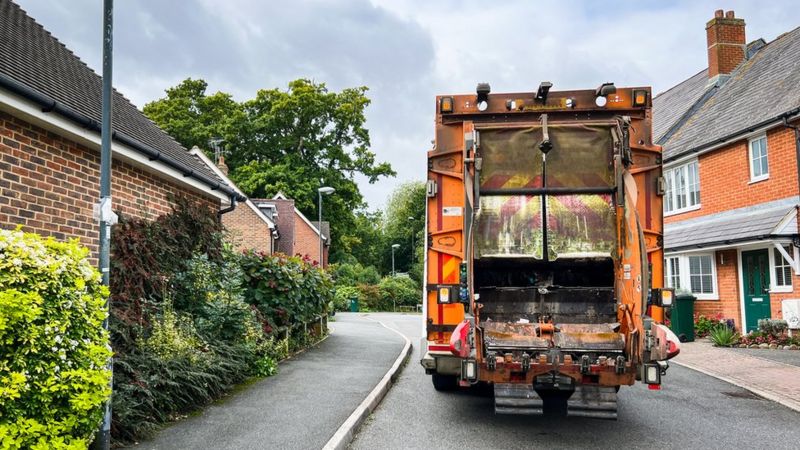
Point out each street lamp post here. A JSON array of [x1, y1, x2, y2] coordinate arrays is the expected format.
[[391, 243, 401, 312], [408, 216, 415, 267], [318, 187, 335, 267], [391, 243, 400, 276]]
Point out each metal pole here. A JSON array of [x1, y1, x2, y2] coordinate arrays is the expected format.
[[93, 1, 113, 449], [410, 231, 415, 269], [392, 246, 396, 276], [318, 191, 323, 267]]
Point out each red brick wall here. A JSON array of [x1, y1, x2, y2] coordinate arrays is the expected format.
[[694, 250, 742, 328], [222, 203, 272, 254], [666, 125, 799, 224], [294, 214, 322, 264], [0, 111, 219, 259]]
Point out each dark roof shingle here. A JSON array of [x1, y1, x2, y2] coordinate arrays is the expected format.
[[655, 27, 800, 161], [0, 0, 222, 184]]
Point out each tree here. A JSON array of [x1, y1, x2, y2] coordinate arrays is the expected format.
[[381, 181, 426, 279], [143, 78, 395, 263], [142, 78, 242, 153]]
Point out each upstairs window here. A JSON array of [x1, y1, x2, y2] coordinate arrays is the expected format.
[[749, 135, 769, 182], [664, 160, 700, 214]]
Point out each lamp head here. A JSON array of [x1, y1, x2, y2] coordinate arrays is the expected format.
[[318, 186, 335, 195]]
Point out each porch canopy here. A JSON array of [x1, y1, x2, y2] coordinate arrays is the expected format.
[[664, 196, 799, 266]]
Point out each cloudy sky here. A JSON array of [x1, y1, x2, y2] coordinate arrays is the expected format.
[[14, 0, 800, 209]]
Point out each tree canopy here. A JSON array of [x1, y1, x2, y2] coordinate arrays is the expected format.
[[143, 78, 396, 263]]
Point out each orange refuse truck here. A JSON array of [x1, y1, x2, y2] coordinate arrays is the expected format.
[[419, 82, 680, 419]]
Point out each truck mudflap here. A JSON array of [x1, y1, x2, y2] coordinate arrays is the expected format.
[[494, 383, 544, 415], [567, 386, 618, 419]]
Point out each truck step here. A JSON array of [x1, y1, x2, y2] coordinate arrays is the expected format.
[[567, 386, 618, 420], [494, 383, 543, 415]]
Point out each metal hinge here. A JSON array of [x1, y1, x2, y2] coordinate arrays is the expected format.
[[426, 179, 438, 198], [656, 176, 666, 196]]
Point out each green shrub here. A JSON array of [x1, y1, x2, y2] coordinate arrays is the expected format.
[[378, 276, 421, 309], [0, 228, 112, 449], [694, 314, 724, 338], [757, 319, 788, 337], [239, 251, 333, 330], [331, 262, 381, 286], [334, 286, 361, 311], [709, 325, 739, 347], [357, 283, 381, 311]]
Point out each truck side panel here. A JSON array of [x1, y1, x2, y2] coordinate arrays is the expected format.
[[426, 119, 468, 344]]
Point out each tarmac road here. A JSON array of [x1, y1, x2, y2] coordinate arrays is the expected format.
[[351, 313, 800, 450]]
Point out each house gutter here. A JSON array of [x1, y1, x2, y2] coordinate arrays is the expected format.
[[0, 73, 245, 202], [664, 107, 800, 164]]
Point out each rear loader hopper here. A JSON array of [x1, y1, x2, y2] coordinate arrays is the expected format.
[[420, 82, 681, 419]]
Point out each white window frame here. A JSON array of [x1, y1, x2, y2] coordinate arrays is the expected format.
[[664, 253, 719, 300], [769, 245, 794, 293], [665, 256, 681, 290], [748, 134, 769, 183], [664, 160, 701, 216]]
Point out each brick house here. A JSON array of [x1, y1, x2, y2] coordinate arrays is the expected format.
[[252, 193, 329, 266], [654, 9, 800, 332], [190, 147, 275, 254], [0, 0, 244, 259]]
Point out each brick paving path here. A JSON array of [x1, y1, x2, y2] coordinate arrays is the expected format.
[[674, 340, 800, 412]]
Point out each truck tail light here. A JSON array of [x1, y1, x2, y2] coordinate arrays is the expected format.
[[644, 363, 661, 385], [461, 359, 477, 381]]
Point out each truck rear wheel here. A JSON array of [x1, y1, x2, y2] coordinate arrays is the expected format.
[[431, 373, 458, 391]]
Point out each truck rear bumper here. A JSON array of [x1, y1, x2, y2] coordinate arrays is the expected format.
[[478, 358, 636, 387], [419, 338, 461, 375]]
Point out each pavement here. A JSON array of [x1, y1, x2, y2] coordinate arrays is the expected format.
[[725, 346, 800, 367], [134, 313, 405, 450], [673, 340, 800, 412], [351, 314, 800, 450]]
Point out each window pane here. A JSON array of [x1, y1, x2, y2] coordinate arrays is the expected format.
[[773, 247, 792, 288], [676, 167, 687, 209], [701, 275, 713, 293], [666, 257, 681, 289], [751, 137, 768, 178], [688, 255, 714, 295], [665, 170, 674, 212], [688, 162, 700, 206]]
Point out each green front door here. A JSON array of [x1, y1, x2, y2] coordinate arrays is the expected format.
[[742, 249, 772, 333]]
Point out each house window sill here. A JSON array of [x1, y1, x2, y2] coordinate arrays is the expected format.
[[664, 204, 701, 217], [748, 176, 769, 184], [769, 287, 792, 294], [694, 295, 720, 301]]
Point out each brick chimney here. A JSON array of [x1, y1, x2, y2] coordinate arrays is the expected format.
[[706, 9, 746, 84], [216, 155, 229, 176]]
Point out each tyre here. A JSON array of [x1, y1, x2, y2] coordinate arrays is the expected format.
[[431, 373, 458, 391]]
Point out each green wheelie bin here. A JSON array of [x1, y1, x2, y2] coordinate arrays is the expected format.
[[669, 293, 696, 342]]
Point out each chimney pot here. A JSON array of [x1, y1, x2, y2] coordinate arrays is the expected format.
[[715, 9, 724, 18], [725, 10, 735, 19]]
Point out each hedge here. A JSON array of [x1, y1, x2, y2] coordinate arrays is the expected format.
[[0, 228, 111, 449]]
